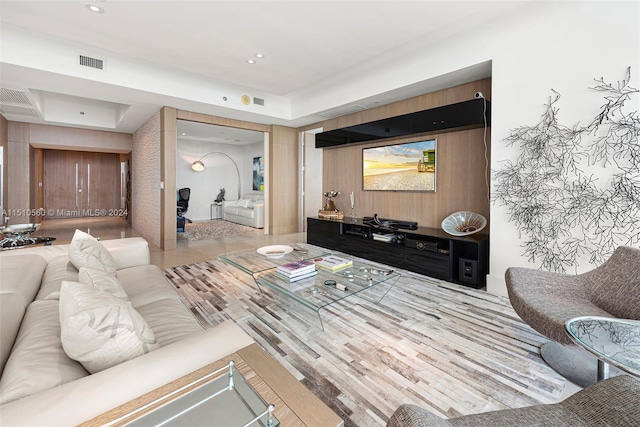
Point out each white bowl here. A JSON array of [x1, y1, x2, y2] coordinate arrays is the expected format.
[[441, 211, 486, 236], [256, 245, 293, 259]]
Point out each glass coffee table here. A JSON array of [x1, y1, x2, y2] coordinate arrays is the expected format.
[[221, 245, 400, 330], [258, 261, 400, 330], [219, 243, 331, 290]]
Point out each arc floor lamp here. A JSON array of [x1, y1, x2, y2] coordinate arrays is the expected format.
[[191, 152, 241, 200]]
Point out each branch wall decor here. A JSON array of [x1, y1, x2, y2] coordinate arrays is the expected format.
[[493, 68, 640, 272]]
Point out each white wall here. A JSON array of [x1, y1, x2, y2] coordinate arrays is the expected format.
[[176, 140, 264, 222], [331, 1, 638, 296], [486, 1, 639, 295]]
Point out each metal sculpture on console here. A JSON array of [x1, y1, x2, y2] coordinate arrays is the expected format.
[[319, 190, 343, 220], [191, 152, 241, 200], [493, 67, 640, 272]]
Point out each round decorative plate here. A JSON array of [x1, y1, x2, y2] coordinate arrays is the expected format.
[[256, 245, 293, 259], [441, 211, 487, 236]]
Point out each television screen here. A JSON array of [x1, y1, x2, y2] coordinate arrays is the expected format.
[[363, 139, 436, 192]]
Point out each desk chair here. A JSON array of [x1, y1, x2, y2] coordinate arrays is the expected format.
[[177, 188, 192, 232]]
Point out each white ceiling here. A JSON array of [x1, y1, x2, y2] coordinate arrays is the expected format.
[[0, 1, 520, 138]]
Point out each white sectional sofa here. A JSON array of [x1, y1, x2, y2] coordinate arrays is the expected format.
[[222, 194, 264, 228], [0, 234, 254, 426]]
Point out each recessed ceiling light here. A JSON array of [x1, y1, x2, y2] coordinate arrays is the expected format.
[[86, 4, 104, 13], [255, 53, 265, 59], [247, 59, 256, 64]]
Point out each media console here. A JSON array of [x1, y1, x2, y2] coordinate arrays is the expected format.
[[307, 217, 489, 289]]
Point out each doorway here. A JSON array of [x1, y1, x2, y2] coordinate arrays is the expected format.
[[176, 121, 267, 237], [43, 150, 120, 219]]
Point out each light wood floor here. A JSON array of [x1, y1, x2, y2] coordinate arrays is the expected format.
[[30, 216, 581, 401], [32, 217, 305, 270]]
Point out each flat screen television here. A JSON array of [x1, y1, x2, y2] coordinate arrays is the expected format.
[[362, 139, 436, 192]]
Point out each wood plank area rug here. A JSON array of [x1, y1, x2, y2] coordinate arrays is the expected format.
[[164, 254, 566, 426], [178, 220, 262, 241]]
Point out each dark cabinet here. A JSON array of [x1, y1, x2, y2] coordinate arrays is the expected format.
[[307, 217, 489, 289]]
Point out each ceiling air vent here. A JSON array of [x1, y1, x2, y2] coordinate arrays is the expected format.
[[79, 54, 104, 70], [0, 104, 40, 117], [1, 88, 32, 105], [0, 87, 42, 118], [253, 97, 265, 106]]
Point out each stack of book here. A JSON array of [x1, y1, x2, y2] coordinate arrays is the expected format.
[[274, 260, 318, 282], [314, 255, 353, 271]]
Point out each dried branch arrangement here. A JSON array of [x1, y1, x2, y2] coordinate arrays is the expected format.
[[493, 68, 640, 272]]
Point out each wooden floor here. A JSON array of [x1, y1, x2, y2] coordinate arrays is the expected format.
[[165, 255, 568, 426], [27, 216, 580, 422]]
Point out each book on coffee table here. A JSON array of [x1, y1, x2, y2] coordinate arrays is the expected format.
[[275, 269, 318, 282], [276, 260, 316, 276], [314, 255, 353, 271]]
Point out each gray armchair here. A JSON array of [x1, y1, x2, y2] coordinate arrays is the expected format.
[[387, 375, 640, 427], [505, 245, 640, 386]]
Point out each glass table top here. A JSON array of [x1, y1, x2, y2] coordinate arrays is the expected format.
[[219, 243, 331, 276], [257, 260, 400, 312], [566, 316, 640, 377]]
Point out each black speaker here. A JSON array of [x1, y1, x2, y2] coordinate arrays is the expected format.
[[459, 258, 477, 285]]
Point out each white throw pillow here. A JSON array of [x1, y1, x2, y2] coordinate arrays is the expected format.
[[68, 229, 117, 274], [59, 281, 159, 374], [78, 267, 129, 301]]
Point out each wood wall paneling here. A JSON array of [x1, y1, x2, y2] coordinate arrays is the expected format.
[[269, 125, 298, 235], [43, 150, 119, 219], [176, 111, 271, 134], [319, 78, 492, 230], [30, 147, 43, 223]]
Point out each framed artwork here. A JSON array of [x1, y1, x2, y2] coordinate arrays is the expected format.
[[363, 139, 436, 192], [253, 156, 264, 191]]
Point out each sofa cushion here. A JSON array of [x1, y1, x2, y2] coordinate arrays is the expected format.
[[117, 265, 183, 307], [135, 299, 204, 347], [225, 206, 256, 219], [237, 198, 255, 208], [0, 254, 48, 375], [0, 300, 88, 404], [59, 281, 159, 374], [79, 267, 129, 301], [36, 255, 79, 300], [68, 229, 117, 274], [116, 265, 203, 345]]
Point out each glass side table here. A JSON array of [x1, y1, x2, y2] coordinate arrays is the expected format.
[[121, 361, 278, 426], [565, 316, 640, 382]]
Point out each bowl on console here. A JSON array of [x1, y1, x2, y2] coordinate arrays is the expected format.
[[441, 211, 486, 236], [0, 223, 41, 238]]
